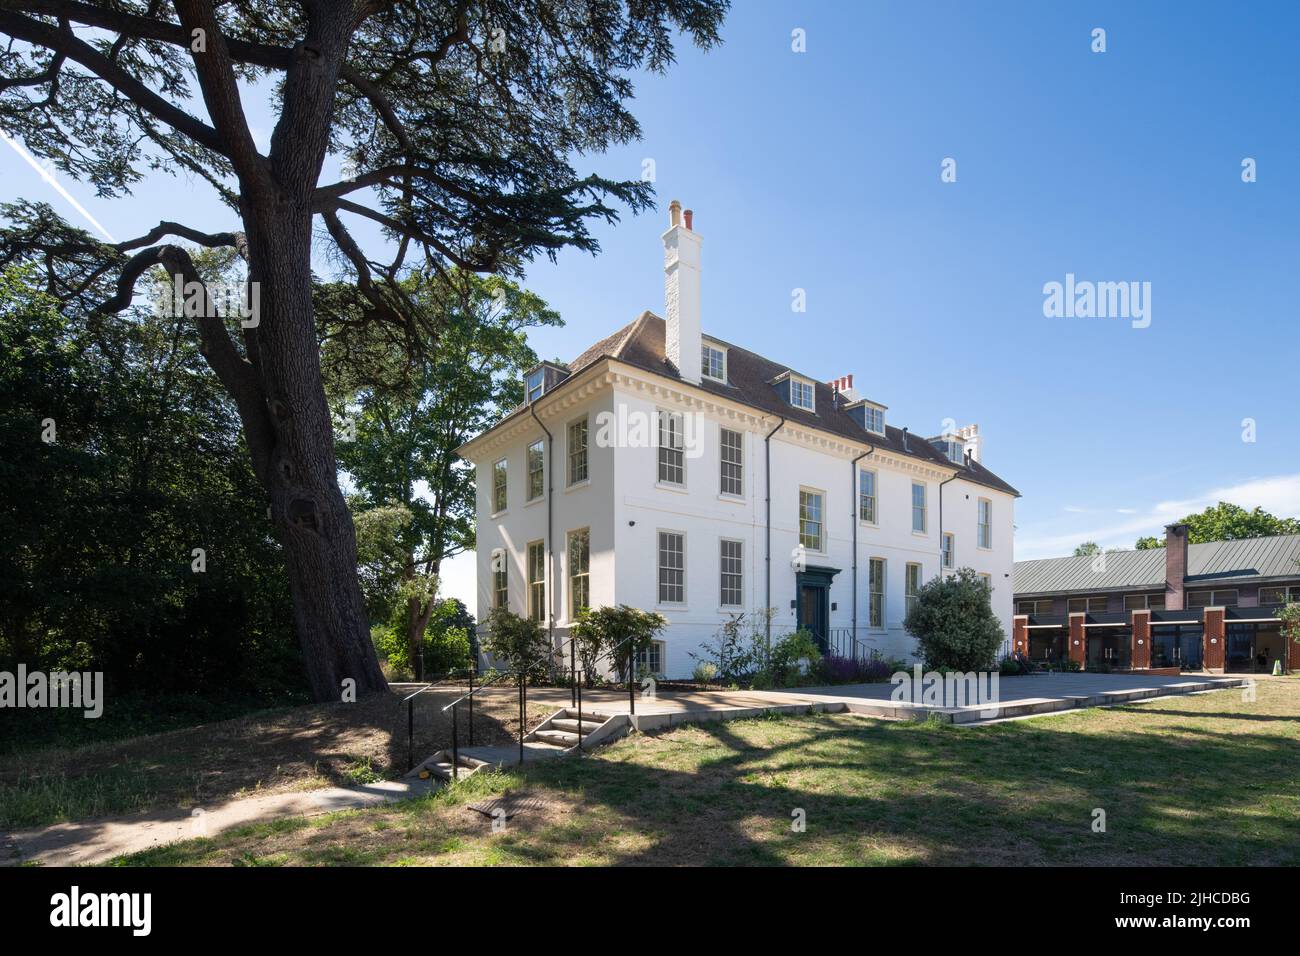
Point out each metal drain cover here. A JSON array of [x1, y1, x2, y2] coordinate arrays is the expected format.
[[466, 795, 546, 820]]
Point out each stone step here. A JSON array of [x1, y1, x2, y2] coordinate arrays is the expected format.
[[531, 729, 579, 747], [551, 717, 603, 735], [427, 760, 482, 781]]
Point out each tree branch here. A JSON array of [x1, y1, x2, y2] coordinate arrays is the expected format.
[[0, 9, 228, 156]]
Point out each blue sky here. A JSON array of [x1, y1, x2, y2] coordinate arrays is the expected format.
[[4, 1, 1298, 604]]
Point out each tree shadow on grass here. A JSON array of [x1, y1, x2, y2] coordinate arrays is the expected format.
[[512, 703, 1300, 867]]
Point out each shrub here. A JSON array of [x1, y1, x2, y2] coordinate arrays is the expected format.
[[903, 568, 1005, 672], [692, 661, 718, 684], [823, 653, 894, 684], [690, 611, 770, 683], [760, 629, 821, 688], [569, 605, 667, 682], [481, 608, 551, 682], [999, 655, 1029, 676]]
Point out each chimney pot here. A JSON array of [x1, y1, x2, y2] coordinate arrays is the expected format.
[[683, 209, 694, 231], [669, 199, 682, 228]]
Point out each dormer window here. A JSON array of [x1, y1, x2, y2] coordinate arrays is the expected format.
[[701, 344, 727, 382], [862, 405, 884, 434], [790, 377, 815, 411], [938, 440, 964, 464], [523, 361, 570, 402], [525, 368, 544, 402]]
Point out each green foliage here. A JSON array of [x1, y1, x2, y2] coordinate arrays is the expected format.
[[1073, 541, 1100, 556], [1134, 502, 1300, 549], [324, 269, 560, 679], [1278, 603, 1300, 650], [570, 605, 667, 681], [754, 629, 822, 689], [690, 611, 772, 683], [0, 267, 301, 701], [692, 662, 719, 684], [372, 598, 476, 680], [482, 608, 551, 682], [903, 568, 1006, 672]]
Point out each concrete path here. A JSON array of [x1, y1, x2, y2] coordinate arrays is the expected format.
[[2, 777, 440, 868]]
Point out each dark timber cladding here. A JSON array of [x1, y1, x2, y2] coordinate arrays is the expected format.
[[1012, 526, 1300, 675]]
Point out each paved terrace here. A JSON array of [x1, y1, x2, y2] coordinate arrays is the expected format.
[[448, 672, 1250, 729]]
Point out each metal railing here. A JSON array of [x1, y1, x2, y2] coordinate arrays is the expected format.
[[825, 627, 877, 662], [441, 668, 521, 780], [402, 669, 475, 772]]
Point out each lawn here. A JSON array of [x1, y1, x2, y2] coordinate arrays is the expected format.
[[0, 689, 553, 831], [108, 679, 1300, 867]]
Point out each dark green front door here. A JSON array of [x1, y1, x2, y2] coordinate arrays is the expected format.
[[796, 566, 839, 653]]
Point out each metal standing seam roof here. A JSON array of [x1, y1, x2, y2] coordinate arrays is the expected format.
[[1013, 534, 1300, 595]]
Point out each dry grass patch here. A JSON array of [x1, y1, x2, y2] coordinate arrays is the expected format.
[[2, 690, 553, 829], [109, 680, 1300, 867]]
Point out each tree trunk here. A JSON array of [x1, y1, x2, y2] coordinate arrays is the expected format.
[[242, 205, 387, 702]]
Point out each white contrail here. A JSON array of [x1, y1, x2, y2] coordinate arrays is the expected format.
[[1, 128, 115, 242]]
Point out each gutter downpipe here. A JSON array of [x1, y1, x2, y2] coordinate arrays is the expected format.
[[528, 401, 555, 672], [939, 465, 960, 576], [764, 416, 787, 664], [850, 445, 873, 654]]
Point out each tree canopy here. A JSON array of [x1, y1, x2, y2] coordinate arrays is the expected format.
[[0, 0, 730, 700], [1135, 502, 1300, 549]]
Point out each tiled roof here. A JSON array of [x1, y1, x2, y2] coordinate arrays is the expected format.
[[488, 312, 1020, 496], [1013, 534, 1300, 595]]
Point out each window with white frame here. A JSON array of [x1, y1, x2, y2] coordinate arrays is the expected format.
[[492, 458, 508, 513], [977, 498, 992, 549], [863, 405, 885, 434], [858, 469, 877, 523], [657, 410, 684, 485], [905, 563, 922, 618], [942, 532, 955, 569], [868, 558, 886, 628], [799, 489, 824, 551], [567, 528, 589, 618], [720, 428, 743, 496], [527, 540, 546, 622], [525, 368, 544, 402], [789, 378, 815, 411], [493, 556, 508, 609], [978, 573, 992, 593], [701, 344, 727, 382], [720, 538, 743, 607], [567, 417, 588, 485], [911, 482, 927, 533], [657, 531, 685, 604], [635, 641, 665, 678], [526, 440, 544, 501], [938, 440, 963, 464]]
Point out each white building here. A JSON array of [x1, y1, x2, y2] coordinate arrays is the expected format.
[[458, 201, 1019, 678]]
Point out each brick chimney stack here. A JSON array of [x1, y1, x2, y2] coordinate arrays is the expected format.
[[1165, 523, 1189, 610]]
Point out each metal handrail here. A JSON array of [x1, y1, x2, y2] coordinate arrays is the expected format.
[[440, 668, 523, 781], [402, 669, 473, 772]]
